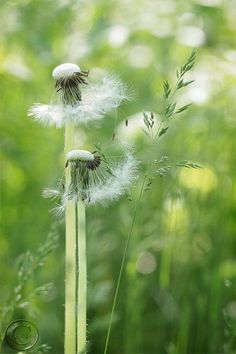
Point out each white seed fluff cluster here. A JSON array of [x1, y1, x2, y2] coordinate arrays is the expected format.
[[88, 149, 138, 205], [28, 74, 129, 127], [52, 63, 81, 79], [28, 104, 65, 128], [67, 149, 94, 162]]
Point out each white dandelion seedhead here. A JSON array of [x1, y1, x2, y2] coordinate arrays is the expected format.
[[52, 63, 81, 80], [28, 68, 129, 127], [43, 147, 138, 213]]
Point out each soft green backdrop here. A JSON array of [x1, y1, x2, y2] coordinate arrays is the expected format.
[[1, 0, 236, 353]]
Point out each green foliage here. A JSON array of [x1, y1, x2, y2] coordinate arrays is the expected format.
[[158, 126, 169, 137], [142, 50, 196, 145], [31, 343, 51, 354], [176, 160, 202, 169], [177, 49, 196, 81], [0, 229, 59, 349], [141, 53, 199, 199], [163, 80, 171, 99], [144, 156, 201, 192]]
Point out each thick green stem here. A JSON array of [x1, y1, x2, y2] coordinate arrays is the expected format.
[[77, 200, 87, 354], [64, 120, 87, 354], [64, 120, 77, 354]]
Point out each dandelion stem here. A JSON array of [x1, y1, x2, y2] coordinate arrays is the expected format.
[[64, 120, 77, 354], [103, 171, 148, 354], [76, 200, 87, 354], [65, 120, 75, 153]]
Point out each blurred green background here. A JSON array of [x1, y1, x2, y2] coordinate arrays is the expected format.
[[1, 0, 236, 353]]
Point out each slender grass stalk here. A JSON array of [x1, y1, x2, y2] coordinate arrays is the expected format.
[[103, 209, 138, 354], [64, 120, 77, 354], [76, 200, 87, 354], [103, 170, 148, 354]]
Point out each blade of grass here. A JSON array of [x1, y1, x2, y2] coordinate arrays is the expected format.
[[103, 169, 149, 354]]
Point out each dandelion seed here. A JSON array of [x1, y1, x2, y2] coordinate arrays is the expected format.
[[42, 188, 62, 200], [28, 63, 129, 127]]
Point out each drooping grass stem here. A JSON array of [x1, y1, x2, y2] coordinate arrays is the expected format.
[[76, 200, 87, 354]]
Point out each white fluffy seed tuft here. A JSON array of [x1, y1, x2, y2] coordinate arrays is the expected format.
[[67, 149, 94, 162], [28, 74, 129, 127], [42, 188, 61, 199], [28, 104, 65, 128], [88, 148, 138, 205], [52, 63, 81, 80]]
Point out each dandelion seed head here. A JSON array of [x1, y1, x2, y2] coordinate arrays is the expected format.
[[52, 63, 81, 80], [29, 72, 129, 127], [67, 149, 94, 162], [45, 147, 138, 213]]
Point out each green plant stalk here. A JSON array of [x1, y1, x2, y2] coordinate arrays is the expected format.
[[104, 170, 149, 354], [76, 200, 87, 354], [64, 120, 77, 354]]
